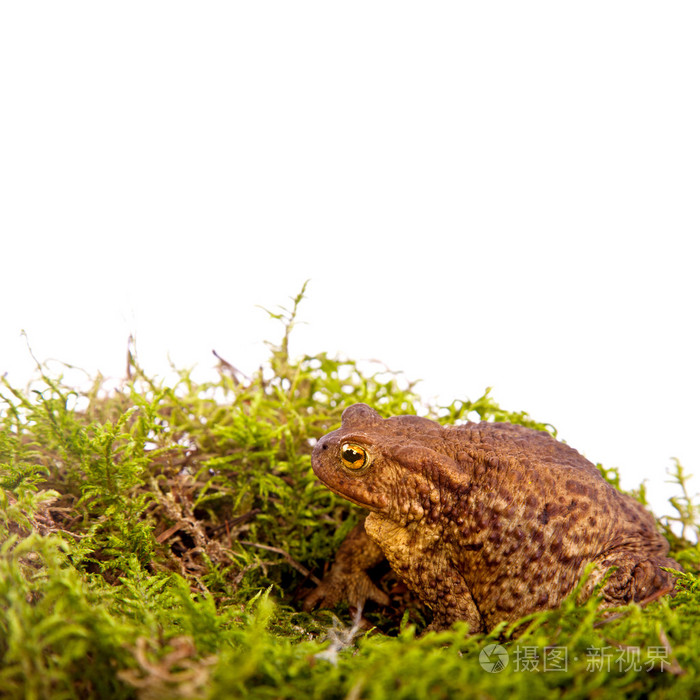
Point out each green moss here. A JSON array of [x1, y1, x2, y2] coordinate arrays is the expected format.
[[1, 286, 698, 699]]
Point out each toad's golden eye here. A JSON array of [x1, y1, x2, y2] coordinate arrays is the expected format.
[[340, 443, 369, 470]]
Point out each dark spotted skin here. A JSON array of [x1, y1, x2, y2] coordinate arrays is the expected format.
[[305, 404, 679, 633]]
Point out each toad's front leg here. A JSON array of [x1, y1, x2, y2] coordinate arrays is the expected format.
[[303, 521, 390, 614], [364, 514, 485, 634]]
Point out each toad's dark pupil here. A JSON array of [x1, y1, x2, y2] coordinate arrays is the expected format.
[[343, 447, 363, 463]]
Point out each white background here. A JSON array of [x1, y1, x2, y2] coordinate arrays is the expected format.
[[2, 2, 698, 520]]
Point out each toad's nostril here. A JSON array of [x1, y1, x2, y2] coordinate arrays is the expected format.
[[322, 444, 328, 450]]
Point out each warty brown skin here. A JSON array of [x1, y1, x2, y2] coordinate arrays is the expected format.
[[305, 403, 679, 633]]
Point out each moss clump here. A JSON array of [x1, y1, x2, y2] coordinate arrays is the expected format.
[[2, 286, 699, 699]]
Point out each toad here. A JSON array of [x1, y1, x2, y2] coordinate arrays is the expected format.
[[304, 404, 679, 633]]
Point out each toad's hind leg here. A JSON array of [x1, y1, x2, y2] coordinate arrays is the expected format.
[[594, 553, 679, 607]]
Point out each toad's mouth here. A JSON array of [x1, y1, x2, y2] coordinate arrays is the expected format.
[[313, 473, 384, 512]]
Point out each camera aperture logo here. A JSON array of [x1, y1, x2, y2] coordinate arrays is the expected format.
[[479, 644, 509, 673]]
